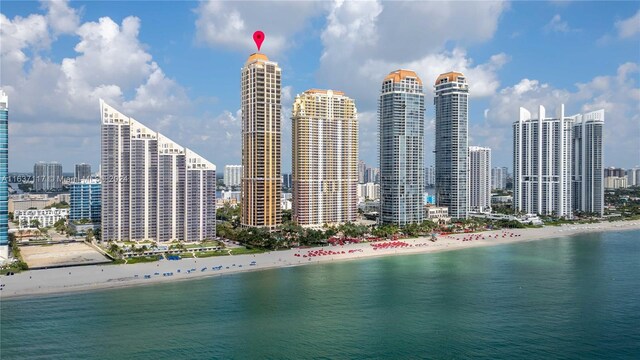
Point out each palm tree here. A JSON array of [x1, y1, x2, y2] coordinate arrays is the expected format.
[[30, 219, 41, 229], [85, 229, 94, 242]]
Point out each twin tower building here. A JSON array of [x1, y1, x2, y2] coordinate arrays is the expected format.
[[240, 53, 470, 230], [99, 52, 470, 243]]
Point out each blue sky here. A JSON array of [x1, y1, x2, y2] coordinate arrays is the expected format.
[[1, 0, 639, 173]]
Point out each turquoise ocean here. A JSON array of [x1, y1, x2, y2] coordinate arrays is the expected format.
[[1, 230, 639, 359]]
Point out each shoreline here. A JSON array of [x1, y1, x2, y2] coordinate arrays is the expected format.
[[2, 220, 639, 301]]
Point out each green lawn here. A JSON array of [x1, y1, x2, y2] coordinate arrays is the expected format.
[[229, 247, 265, 255], [126, 255, 162, 264], [185, 241, 223, 249], [194, 250, 233, 258]]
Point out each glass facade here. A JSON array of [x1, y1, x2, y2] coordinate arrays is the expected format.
[[70, 182, 102, 222], [379, 70, 425, 226], [434, 72, 469, 219]]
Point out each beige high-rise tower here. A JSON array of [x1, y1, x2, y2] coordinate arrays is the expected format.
[[292, 89, 358, 227], [241, 53, 282, 229]]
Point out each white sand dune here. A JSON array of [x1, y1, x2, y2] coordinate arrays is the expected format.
[[1, 220, 639, 300]]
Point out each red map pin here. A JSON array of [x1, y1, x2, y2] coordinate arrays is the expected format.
[[253, 30, 265, 51]]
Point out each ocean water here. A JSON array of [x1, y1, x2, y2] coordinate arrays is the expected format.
[[1, 230, 639, 359]]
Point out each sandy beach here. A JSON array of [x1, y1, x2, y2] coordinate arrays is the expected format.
[[2, 220, 639, 300]]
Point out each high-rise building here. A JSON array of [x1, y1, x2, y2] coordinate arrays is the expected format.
[[100, 100, 216, 242], [358, 160, 367, 184], [0, 90, 8, 261], [34, 162, 63, 192], [572, 110, 604, 215], [70, 180, 101, 222], [425, 166, 436, 188], [604, 176, 627, 189], [241, 53, 282, 230], [282, 173, 292, 189], [513, 105, 574, 217], [434, 71, 469, 219], [75, 163, 92, 182], [604, 167, 625, 178], [292, 89, 358, 226], [357, 182, 380, 202], [224, 165, 242, 187], [469, 146, 492, 213], [627, 168, 640, 187], [379, 70, 425, 225], [491, 167, 508, 190], [365, 167, 380, 184]]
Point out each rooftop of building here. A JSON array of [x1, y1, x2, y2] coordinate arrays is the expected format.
[[304, 89, 346, 96], [435, 71, 466, 85], [246, 53, 269, 64], [384, 69, 422, 85]]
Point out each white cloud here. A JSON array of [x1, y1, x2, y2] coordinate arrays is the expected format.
[[2, 4, 195, 171], [123, 65, 190, 116], [0, 12, 50, 85], [478, 63, 640, 167], [615, 9, 640, 38], [544, 14, 579, 33], [190, 0, 509, 167], [194, 0, 323, 54], [42, 0, 80, 35], [317, 1, 508, 110]]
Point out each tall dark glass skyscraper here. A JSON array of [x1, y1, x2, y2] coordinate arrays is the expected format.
[[435, 72, 469, 219], [379, 70, 425, 225], [0, 90, 7, 261]]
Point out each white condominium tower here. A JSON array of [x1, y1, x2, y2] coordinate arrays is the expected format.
[[34, 162, 63, 191], [292, 89, 358, 227], [572, 109, 604, 215], [241, 53, 282, 230], [379, 70, 425, 226], [224, 165, 242, 187], [434, 71, 469, 219], [75, 163, 92, 181], [513, 105, 573, 217], [491, 167, 508, 190], [100, 100, 216, 242], [468, 146, 492, 213]]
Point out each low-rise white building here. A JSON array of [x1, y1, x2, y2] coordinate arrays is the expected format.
[[216, 191, 241, 208], [491, 195, 513, 204], [425, 206, 450, 224], [468, 212, 543, 226], [357, 182, 380, 203], [604, 176, 628, 189], [15, 208, 69, 229], [281, 196, 292, 211]]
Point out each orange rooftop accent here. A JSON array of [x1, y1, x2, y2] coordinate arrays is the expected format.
[[246, 53, 269, 64], [384, 69, 422, 85], [306, 89, 345, 96], [435, 71, 465, 85]]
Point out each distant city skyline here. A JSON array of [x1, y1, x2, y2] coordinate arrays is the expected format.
[[2, 1, 638, 172]]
